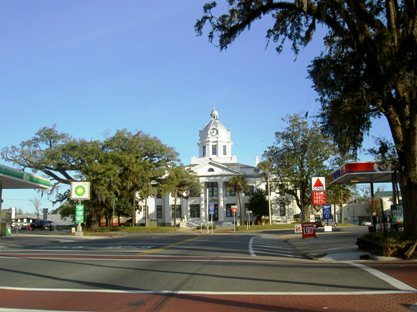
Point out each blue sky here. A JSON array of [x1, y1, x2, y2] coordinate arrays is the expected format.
[[0, 1, 392, 213]]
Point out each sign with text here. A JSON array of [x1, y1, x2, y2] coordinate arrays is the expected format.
[[301, 222, 316, 239], [391, 204, 403, 224], [322, 204, 333, 220], [312, 177, 326, 191], [75, 204, 84, 224], [312, 191, 326, 205]]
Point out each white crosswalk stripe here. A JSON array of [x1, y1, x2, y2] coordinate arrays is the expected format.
[[251, 236, 306, 258]]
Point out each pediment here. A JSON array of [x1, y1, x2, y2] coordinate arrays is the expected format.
[[188, 159, 242, 177]]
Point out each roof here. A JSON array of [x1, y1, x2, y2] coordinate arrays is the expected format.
[[0, 164, 51, 189], [187, 159, 259, 178], [329, 161, 393, 185]]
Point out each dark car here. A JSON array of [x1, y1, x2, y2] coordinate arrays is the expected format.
[[314, 217, 324, 228], [31, 220, 53, 231]]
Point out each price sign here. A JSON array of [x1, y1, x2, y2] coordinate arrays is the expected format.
[[312, 191, 327, 205], [322, 204, 333, 220], [301, 222, 316, 239], [75, 204, 84, 224]]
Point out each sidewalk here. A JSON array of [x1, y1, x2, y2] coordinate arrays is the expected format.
[[285, 226, 417, 311]]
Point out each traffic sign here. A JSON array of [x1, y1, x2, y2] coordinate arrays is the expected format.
[[209, 202, 215, 215], [231, 205, 238, 214]]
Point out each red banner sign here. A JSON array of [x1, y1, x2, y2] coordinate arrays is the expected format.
[[312, 191, 326, 205]]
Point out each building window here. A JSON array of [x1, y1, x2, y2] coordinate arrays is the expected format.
[[157, 205, 162, 219], [280, 202, 286, 217], [190, 204, 200, 218], [171, 205, 181, 218], [208, 168, 215, 173], [224, 182, 236, 196], [223, 145, 227, 155], [226, 203, 236, 217], [203, 145, 206, 157], [207, 182, 218, 197], [189, 187, 200, 197], [212, 145, 217, 156]]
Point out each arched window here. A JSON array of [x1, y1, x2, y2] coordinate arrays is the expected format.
[[208, 168, 215, 172]]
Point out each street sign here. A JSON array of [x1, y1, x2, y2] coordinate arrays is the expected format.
[[209, 202, 215, 215], [312, 191, 326, 205], [231, 205, 238, 214], [322, 204, 333, 220], [312, 177, 326, 191], [75, 204, 84, 224], [70, 181, 91, 201]]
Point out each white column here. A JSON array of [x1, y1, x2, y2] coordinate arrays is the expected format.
[[218, 180, 224, 221]]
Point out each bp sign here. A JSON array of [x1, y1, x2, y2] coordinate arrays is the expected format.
[[70, 182, 91, 201], [75, 204, 85, 224]]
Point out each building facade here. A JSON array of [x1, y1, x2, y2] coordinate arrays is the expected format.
[[136, 109, 299, 227]]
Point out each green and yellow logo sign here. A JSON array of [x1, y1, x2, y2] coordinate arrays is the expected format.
[[70, 182, 91, 201], [74, 185, 86, 196]]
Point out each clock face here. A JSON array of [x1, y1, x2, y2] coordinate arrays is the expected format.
[[210, 128, 218, 135]]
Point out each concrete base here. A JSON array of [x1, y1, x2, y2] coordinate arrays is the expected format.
[[75, 231, 84, 237]]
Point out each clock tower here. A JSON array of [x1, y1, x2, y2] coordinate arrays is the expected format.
[[191, 109, 237, 164]]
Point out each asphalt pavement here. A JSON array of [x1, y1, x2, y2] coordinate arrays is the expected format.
[[287, 225, 376, 261]]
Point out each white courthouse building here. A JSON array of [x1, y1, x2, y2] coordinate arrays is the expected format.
[[136, 109, 300, 227]]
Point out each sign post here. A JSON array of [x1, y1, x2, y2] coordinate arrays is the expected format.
[[246, 210, 252, 230], [70, 181, 91, 236], [231, 205, 238, 232], [209, 202, 214, 234]]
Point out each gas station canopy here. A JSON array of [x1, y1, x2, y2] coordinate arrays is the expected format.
[[329, 161, 394, 185], [0, 164, 50, 189]]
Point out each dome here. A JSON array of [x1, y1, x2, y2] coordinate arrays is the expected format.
[[192, 109, 236, 163], [199, 110, 230, 141], [210, 109, 219, 120]]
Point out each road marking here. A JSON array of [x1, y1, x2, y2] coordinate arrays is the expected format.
[[351, 262, 417, 291], [0, 309, 81, 312], [249, 236, 256, 256], [0, 286, 415, 295]]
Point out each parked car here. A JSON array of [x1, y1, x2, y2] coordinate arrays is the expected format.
[[31, 220, 53, 231], [314, 217, 324, 228]]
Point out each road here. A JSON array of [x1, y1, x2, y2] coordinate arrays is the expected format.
[[0, 227, 416, 311]]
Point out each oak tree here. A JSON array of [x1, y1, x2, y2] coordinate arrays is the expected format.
[[196, 0, 417, 238]]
